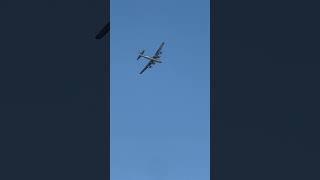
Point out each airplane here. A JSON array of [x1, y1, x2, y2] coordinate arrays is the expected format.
[[95, 22, 110, 39], [137, 42, 165, 74]]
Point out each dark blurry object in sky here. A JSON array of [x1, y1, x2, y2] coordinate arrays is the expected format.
[[137, 42, 165, 74], [96, 22, 110, 39]]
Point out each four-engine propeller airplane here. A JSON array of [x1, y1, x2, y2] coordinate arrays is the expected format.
[[137, 42, 165, 74]]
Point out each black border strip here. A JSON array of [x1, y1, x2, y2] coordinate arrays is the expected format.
[[104, 0, 110, 179]]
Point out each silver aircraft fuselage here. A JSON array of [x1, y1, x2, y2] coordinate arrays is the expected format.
[[140, 55, 162, 63]]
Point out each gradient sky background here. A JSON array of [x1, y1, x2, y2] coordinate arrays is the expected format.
[[110, 0, 210, 179]]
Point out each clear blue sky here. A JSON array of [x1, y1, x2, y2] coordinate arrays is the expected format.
[[111, 0, 210, 179]]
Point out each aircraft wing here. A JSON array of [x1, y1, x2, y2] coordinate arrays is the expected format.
[[153, 42, 165, 58], [95, 22, 110, 39], [139, 62, 152, 74]]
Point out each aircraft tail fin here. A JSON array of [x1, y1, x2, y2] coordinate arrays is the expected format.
[[137, 50, 145, 60]]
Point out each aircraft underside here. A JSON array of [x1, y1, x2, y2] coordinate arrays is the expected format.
[[137, 42, 165, 74]]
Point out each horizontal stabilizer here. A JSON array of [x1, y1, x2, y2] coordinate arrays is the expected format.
[[137, 50, 145, 60]]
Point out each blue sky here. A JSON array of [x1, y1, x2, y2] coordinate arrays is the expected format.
[[111, 0, 210, 179]]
